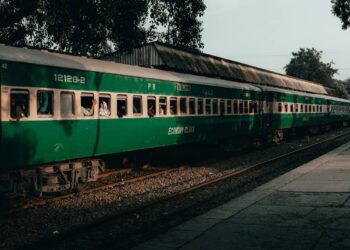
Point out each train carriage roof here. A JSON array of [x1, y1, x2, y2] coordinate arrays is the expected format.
[[104, 42, 329, 95], [260, 85, 350, 103], [0, 44, 261, 92]]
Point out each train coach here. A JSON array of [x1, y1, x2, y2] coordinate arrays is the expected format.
[[0, 44, 349, 195]]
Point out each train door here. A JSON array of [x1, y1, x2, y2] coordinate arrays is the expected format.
[[262, 91, 274, 133], [327, 100, 331, 117]]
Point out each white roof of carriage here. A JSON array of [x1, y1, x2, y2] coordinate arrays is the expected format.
[[0, 44, 261, 92]]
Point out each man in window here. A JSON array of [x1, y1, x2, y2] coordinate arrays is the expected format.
[[82, 99, 97, 116], [99, 101, 111, 116]]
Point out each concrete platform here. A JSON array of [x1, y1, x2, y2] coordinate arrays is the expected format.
[[133, 141, 350, 250]]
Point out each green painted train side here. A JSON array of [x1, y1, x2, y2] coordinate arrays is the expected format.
[[0, 116, 260, 171], [1, 60, 350, 172]]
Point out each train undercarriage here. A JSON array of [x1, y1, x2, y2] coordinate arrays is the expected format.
[[0, 159, 105, 197]]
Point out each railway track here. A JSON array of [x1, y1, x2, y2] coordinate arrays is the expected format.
[[0, 167, 179, 217], [22, 129, 350, 250]]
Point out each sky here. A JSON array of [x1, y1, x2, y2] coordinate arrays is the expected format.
[[201, 0, 350, 80]]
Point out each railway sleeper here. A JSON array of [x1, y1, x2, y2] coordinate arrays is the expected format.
[[0, 159, 105, 198]]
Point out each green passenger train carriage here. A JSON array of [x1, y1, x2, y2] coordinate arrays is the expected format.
[[0, 45, 262, 172], [0, 45, 350, 195]]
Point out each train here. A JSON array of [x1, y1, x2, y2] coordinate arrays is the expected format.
[[1, 44, 350, 196]]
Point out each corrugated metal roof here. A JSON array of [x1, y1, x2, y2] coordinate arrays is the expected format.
[[0, 44, 261, 92], [104, 42, 328, 95]]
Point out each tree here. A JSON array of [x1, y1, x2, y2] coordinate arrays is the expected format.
[[284, 48, 338, 87], [331, 0, 350, 30], [148, 0, 206, 50], [0, 0, 40, 46], [0, 0, 206, 56]]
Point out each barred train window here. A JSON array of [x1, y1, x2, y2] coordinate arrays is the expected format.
[[189, 98, 195, 114], [117, 95, 127, 118], [244, 101, 249, 114], [81, 93, 94, 117], [227, 100, 232, 114], [99, 94, 111, 117], [180, 97, 187, 114], [159, 96, 167, 115], [205, 99, 211, 114], [233, 100, 238, 114], [213, 99, 218, 114], [249, 102, 254, 113], [147, 96, 156, 117], [61, 92, 75, 117], [290, 104, 294, 113], [220, 100, 225, 115], [10, 89, 29, 119], [37, 91, 53, 116], [239, 101, 244, 114], [133, 95, 142, 115], [278, 103, 282, 112], [197, 98, 203, 115], [170, 97, 177, 115]]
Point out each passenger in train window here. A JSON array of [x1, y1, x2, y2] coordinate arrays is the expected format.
[[99, 101, 111, 116], [147, 97, 156, 117], [81, 94, 96, 116], [148, 103, 155, 117], [159, 97, 167, 115], [10, 91, 29, 119], [37, 91, 53, 115], [117, 95, 127, 118], [170, 98, 177, 115]]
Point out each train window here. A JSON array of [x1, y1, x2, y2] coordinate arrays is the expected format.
[[10, 89, 29, 119], [147, 96, 156, 117], [227, 100, 232, 114], [99, 94, 111, 117], [37, 91, 54, 116], [249, 102, 254, 113], [170, 97, 177, 115], [180, 97, 187, 114], [278, 103, 282, 113], [205, 99, 211, 114], [313, 105, 316, 113], [295, 104, 299, 113], [290, 104, 294, 113], [81, 93, 95, 116], [213, 99, 218, 114], [253, 102, 258, 113], [133, 95, 143, 115], [233, 100, 238, 114], [319, 105, 322, 112], [300, 104, 304, 113], [60, 92, 75, 117], [220, 100, 225, 115], [117, 95, 127, 118], [189, 98, 195, 114], [244, 101, 249, 114], [159, 96, 167, 115], [239, 101, 244, 114], [197, 98, 204, 115], [284, 104, 289, 113]]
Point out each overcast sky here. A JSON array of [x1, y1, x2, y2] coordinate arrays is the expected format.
[[202, 0, 350, 80]]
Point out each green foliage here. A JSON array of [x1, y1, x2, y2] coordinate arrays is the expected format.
[[148, 0, 206, 50], [284, 48, 338, 87], [0, 0, 206, 56], [331, 0, 350, 30]]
